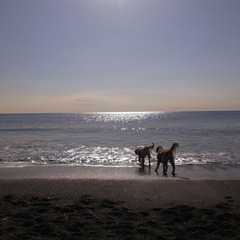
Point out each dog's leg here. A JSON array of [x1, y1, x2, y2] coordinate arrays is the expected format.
[[162, 164, 165, 174], [170, 156, 175, 175], [155, 158, 160, 171], [161, 153, 167, 174], [141, 157, 145, 167], [163, 164, 167, 175], [163, 161, 168, 174], [147, 153, 151, 167]]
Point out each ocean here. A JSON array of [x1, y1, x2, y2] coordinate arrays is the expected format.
[[0, 111, 239, 167]]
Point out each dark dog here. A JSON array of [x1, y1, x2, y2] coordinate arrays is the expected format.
[[135, 143, 154, 167], [155, 142, 179, 175]]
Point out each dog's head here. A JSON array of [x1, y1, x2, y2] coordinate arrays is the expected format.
[[156, 145, 163, 153], [135, 148, 140, 155], [135, 146, 145, 155]]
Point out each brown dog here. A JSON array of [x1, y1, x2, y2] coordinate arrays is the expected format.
[[155, 142, 179, 175], [135, 143, 154, 167]]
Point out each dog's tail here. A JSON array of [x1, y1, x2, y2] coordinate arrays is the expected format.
[[169, 142, 179, 154], [149, 143, 154, 150]]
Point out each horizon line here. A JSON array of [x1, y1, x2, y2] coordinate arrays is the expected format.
[[0, 110, 239, 115]]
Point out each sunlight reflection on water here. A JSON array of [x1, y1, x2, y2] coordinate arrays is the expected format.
[[85, 112, 165, 123]]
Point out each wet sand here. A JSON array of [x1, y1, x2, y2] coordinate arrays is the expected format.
[[0, 165, 240, 239], [0, 164, 240, 180]]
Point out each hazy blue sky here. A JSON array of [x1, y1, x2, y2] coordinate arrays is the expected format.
[[0, 0, 240, 113]]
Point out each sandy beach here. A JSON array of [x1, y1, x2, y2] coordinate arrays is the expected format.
[[1, 165, 240, 239]]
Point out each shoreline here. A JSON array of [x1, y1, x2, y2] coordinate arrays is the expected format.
[[0, 163, 240, 180]]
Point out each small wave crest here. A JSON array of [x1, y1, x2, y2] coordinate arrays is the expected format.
[[176, 152, 240, 165], [60, 146, 135, 166], [0, 145, 239, 167], [0, 146, 137, 166]]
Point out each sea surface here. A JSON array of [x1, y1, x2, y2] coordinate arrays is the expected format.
[[0, 111, 239, 167]]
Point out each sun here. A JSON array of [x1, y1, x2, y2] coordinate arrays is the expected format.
[[116, 0, 125, 8]]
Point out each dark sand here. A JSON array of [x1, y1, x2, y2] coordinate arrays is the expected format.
[[0, 165, 240, 239]]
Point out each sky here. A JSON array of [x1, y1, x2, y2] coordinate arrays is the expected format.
[[0, 0, 240, 113]]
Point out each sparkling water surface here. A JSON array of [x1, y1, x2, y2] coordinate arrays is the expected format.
[[0, 111, 239, 167]]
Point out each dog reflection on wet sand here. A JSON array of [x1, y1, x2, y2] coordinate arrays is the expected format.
[[135, 143, 154, 167], [155, 142, 179, 176]]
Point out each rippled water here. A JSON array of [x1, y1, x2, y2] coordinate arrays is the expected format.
[[0, 111, 239, 166]]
